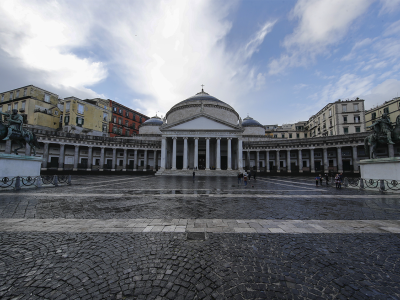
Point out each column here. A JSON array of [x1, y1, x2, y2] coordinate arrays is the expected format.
[[100, 147, 105, 171], [266, 150, 270, 172], [205, 138, 210, 170], [42, 142, 49, 169], [58, 144, 65, 170], [172, 137, 177, 170], [310, 148, 315, 173], [112, 148, 116, 171], [287, 150, 291, 173], [276, 150, 281, 172], [73, 145, 79, 171], [227, 138, 232, 170], [87, 146, 93, 171], [183, 137, 188, 169], [216, 138, 221, 170], [134, 149, 138, 171], [256, 151, 260, 172], [194, 138, 199, 170], [123, 148, 127, 171], [143, 150, 148, 171], [298, 149, 303, 173], [337, 147, 343, 173], [25, 143, 31, 156], [323, 148, 328, 173], [5, 140, 11, 154], [352, 146, 359, 173], [237, 138, 243, 170], [161, 137, 166, 170], [153, 150, 157, 170], [388, 144, 395, 158]]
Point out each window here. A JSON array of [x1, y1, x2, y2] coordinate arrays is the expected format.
[[76, 117, 84, 127], [54, 110, 58, 116], [9, 93, 13, 100], [353, 103, 359, 111], [102, 124, 107, 132], [132, 114, 136, 121], [383, 107, 389, 114], [118, 118, 122, 125], [66, 102, 70, 112], [139, 117, 143, 123], [330, 130, 333, 135], [125, 130, 130, 136], [372, 112, 376, 120], [113, 127, 117, 133], [273, 134, 277, 138], [125, 120, 129, 127], [354, 115, 360, 123], [77, 104, 84, 114], [64, 116, 70, 124], [343, 116, 347, 123], [342, 105, 347, 112], [323, 113, 325, 120], [132, 123, 135, 129], [330, 120, 332, 127], [304, 133, 307, 138], [281, 134, 285, 138], [355, 126, 361, 133], [126, 111, 129, 117], [1, 94, 4, 102], [23, 88, 27, 96], [44, 94, 50, 103], [21, 101, 25, 110], [103, 112, 108, 122], [7, 104, 11, 111], [113, 117, 117, 123], [344, 127, 349, 134], [60, 115, 63, 123], [289, 133, 292, 138], [14, 103, 18, 110], [113, 107, 117, 112], [16, 90, 19, 98], [0, 106, 2, 113], [119, 109, 122, 114], [329, 109, 332, 117], [296, 133, 299, 138]]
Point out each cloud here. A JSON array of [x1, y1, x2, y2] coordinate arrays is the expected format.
[[244, 20, 276, 59], [379, 0, 400, 15], [269, 0, 373, 74], [0, 1, 107, 98], [363, 79, 400, 108]]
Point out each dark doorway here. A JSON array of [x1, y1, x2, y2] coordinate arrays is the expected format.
[[80, 158, 88, 169], [315, 161, 321, 172], [269, 161, 274, 171], [129, 160, 134, 169], [50, 157, 58, 168], [221, 156, 227, 170], [343, 160, 351, 171], [176, 156, 183, 169], [198, 155, 205, 169], [291, 162, 297, 172], [106, 159, 112, 169]]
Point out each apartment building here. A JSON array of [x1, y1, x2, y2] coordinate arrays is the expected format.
[[365, 97, 400, 128], [62, 97, 111, 136], [109, 100, 149, 137], [0, 85, 61, 131]]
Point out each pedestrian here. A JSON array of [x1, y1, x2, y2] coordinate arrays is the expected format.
[[248, 170, 251, 181], [325, 173, 329, 185], [315, 175, 320, 186], [193, 171, 195, 181], [338, 173, 343, 189], [335, 174, 340, 189], [319, 174, 323, 186], [253, 171, 256, 180], [238, 172, 242, 184], [244, 172, 248, 186]]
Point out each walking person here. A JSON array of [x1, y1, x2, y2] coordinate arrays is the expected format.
[[244, 172, 248, 186], [319, 174, 323, 186], [253, 171, 256, 180], [248, 170, 251, 181], [193, 171, 195, 181], [238, 172, 242, 184], [325, 173, 329, 185], [315, 174, 320, 186]]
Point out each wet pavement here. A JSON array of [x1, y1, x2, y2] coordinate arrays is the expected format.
[[0, 175, 399, 299]]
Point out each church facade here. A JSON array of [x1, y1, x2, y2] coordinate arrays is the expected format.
[[1, 89, 398, 175]]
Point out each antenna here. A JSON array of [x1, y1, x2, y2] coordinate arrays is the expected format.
[[201, 84, 204, 92]]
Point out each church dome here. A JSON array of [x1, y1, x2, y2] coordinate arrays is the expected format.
[[141, 115, 163, 126], [242, 116, 263, 127], [166, 89, 239, 125]]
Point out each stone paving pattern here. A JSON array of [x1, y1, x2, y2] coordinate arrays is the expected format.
[[0, 175, 399, 299]]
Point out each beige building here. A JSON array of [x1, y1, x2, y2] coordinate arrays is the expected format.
[[365, 97, 400, 128], [61, 97, 111, 137], [0, 85, 62, 131]]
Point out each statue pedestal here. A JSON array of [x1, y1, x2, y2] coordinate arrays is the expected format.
[[0, 154, 42, 178], [359, 157, 400, 181]]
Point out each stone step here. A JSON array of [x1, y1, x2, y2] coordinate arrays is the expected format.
[[155, 169, 241, 176]]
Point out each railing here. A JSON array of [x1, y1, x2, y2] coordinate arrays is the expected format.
[[343, 177, 400, 192], [0, 175, 71, 190]]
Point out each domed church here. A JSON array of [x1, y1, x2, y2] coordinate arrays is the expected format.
[[139, 88, 265, 173]]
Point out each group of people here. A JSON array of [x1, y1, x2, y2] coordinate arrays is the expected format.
[[237, 170, 256, 186], [315, 173, 344, 189]]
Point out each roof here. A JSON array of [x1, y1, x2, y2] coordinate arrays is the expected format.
[[242, 116, 264, 127], [141, 115, 163, 126], [171, 89, 232, 109]]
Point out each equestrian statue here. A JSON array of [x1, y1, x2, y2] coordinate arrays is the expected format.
[[0, 109, 39, 156], [364, 113, 400, 158]]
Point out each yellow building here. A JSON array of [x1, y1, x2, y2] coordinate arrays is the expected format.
[[365, 97, 400, 128], [62, 97, 111, 136], [0, 85, 61, 130]]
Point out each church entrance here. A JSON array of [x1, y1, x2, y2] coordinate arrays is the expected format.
[[198, 155, 205, 169], [176, 156, 183, 169], [221, 156, 227, 170]]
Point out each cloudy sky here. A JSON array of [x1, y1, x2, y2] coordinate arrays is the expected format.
[[1, 0, 400, 124]]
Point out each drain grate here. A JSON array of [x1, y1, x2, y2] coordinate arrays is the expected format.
[[186, 232, 206, 241]]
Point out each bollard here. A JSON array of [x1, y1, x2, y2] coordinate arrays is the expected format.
[[53, 175, 58, 187], [379, 180, 385, 192], [35, 176, 42, 188], [67, 175, 72, 185], [15, 176, 21, 191], [359, 178, 364, 189]]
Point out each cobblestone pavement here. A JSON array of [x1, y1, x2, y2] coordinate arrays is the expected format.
[[0, 175, 399, 299]]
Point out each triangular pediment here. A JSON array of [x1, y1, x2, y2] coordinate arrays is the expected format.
[[163, 115, 239, 131]]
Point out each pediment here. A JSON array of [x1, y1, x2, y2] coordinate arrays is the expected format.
[[164, 116, 238, 131]]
